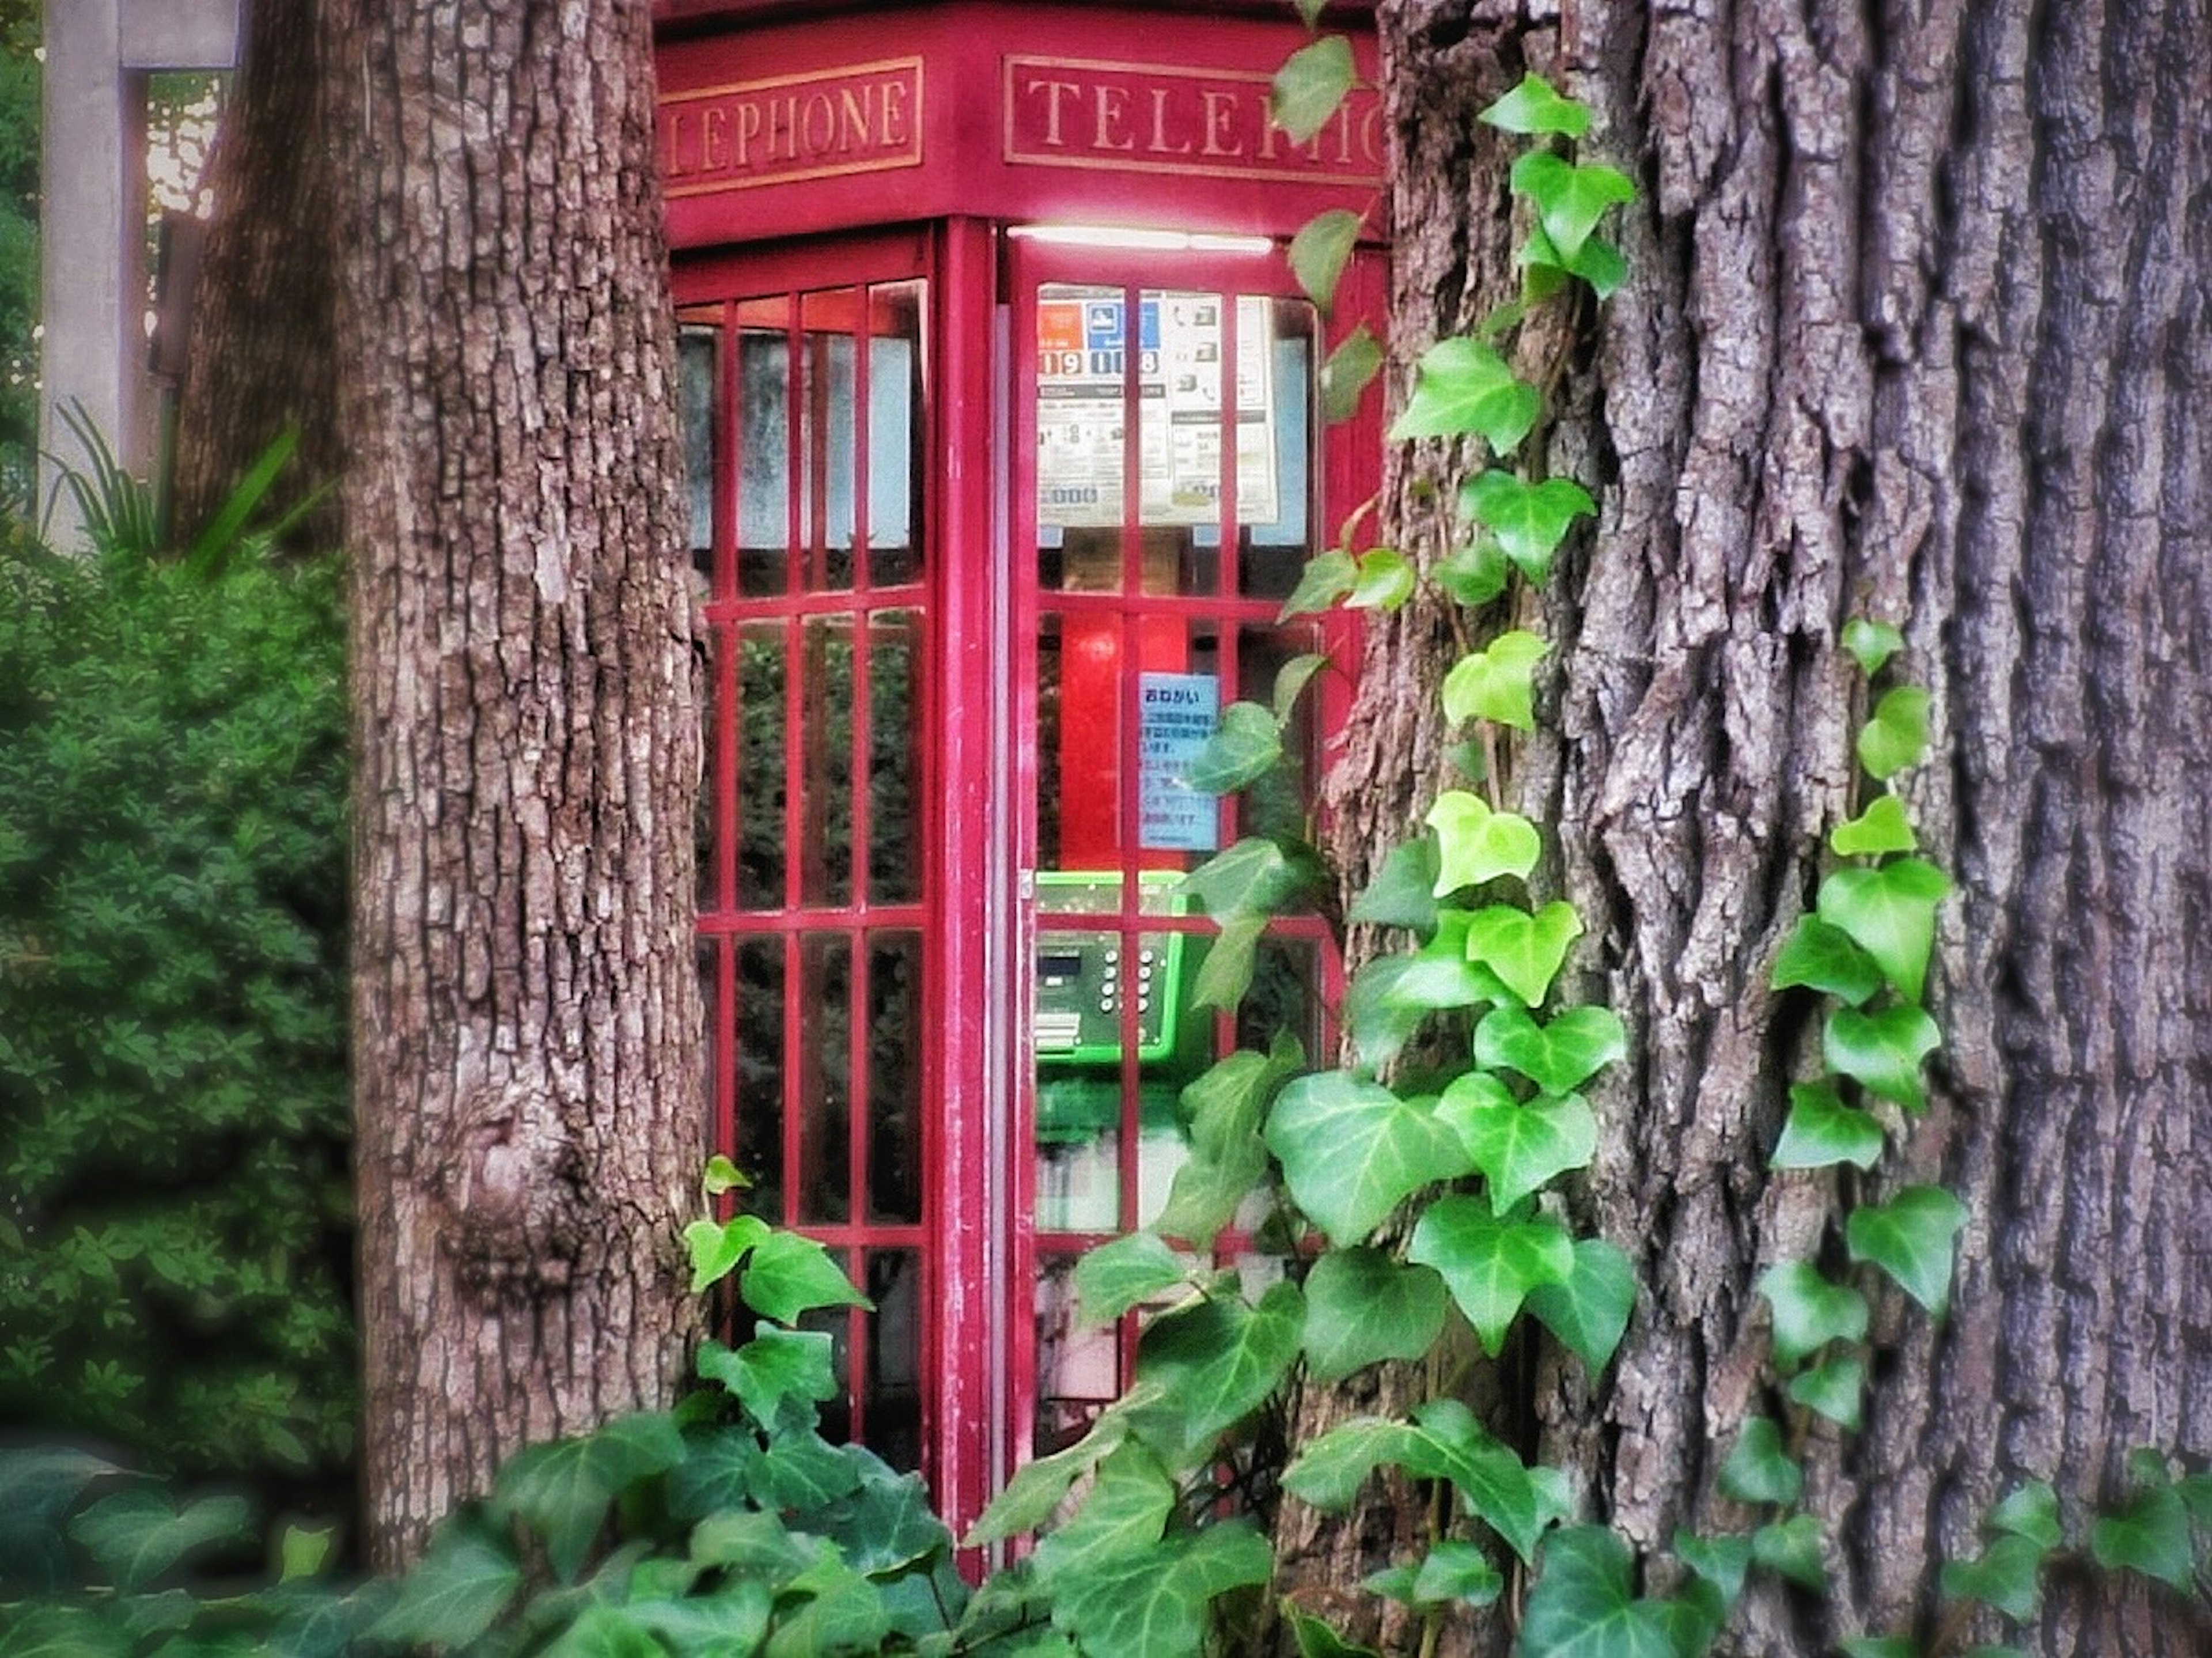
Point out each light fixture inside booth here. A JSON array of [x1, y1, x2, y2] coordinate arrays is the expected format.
[[1007, 224, 1277, 255]]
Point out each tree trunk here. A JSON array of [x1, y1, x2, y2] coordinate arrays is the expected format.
[[171, 0, 342, 550], [328, 0, 703, 1570], [1282, 0, 2212, 1652]]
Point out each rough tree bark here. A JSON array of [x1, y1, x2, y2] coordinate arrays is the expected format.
[[171, 0, 342, 549], [1277, 1, 2212, 1653], [327, 0, 703, 1569]]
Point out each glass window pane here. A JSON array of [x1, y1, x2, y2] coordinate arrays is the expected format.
[[736, 297, 791, 597], [734, 937, 785, 1224], [797, 934, 851, 1224], [867, 611, 922, 906], [868, 282, 925, 588], [798, 289, 858, 592], [1237, 299, 1317, 598], [799, 618, 856, 909], [865, 1251, 923, 1470], [1233, 623, 1325, 846], [867, 930, 924, 1224], [677, 317, 720, 585], [736, 624, 785, 911]]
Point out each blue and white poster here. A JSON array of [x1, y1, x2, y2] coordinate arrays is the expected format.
[[1138, 672, 1221, 851]]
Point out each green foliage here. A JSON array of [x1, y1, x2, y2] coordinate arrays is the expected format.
[[0, 516, 354, 1490], [1270, 36, 1355, 144], [1388, 338, 1541, 452]]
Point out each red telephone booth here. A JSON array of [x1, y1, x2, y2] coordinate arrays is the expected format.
[[657, 0, 1386, 1537]]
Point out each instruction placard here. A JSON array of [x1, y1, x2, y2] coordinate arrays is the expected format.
[[1036, 293, 1278, 529], [1138, 672, 1221, 852]]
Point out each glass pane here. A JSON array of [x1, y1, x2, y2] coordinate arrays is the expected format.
[[677, 319, 720, 584], [736, 297, 791, 597], [797, 934, 851, 1224], [1033, 1070, 1121, 1234], [1237, 300, 1317, 598], [1035, 1252, 1120, 1453], [1234, 623, 1324, 845], [799, 618, 856, 908], [799, 289, 858, 592], [865, 1250, 924, 1470], [734, 937, 785, 1223], [1036, 283, 1125, 584], [696, 620, 724, 910], [735, 624, 785, 910], [867, 930, 924, 1224], [1239, 933, 1324, 1059], [868, 282, 925, 588], [800, 1251, 854, 1441], [1037, 612, 1129, 870], [867, 611, 922, 906], [1134, 291, 1228, 595]]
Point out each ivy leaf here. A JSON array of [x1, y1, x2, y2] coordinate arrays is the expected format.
[[1846, 1185, 1970, 1317], [1282, 1417, 1415, 1513], [1674, 1531, 1752, 1608], [1320, 325, 1384, 425], [741, 1229, 872, 1325], [1472, 1003, 1626, 1095], [1051, 1521, 1274, 1658], [1436, 535, 1513, 607], [1194, 911, 1269, 1012], [2090, 1482, 2194, 1591], [1074, 1232, 1190, 1326], [1508, 152, 1638, 259], [1290, 209, 1363, 312], [702, 1154, 746, 1195], [1817, 857, 1949, 1002], [488, 1413, 687, 1583], [1345, 948, 1488, 1069], [1438, 1077, 1598, 1212], [1349, 547, 1416, 611], [369, 1516, 524, 1648], [1266, 1072, 1475, 1247], [1839, 1641, 1916, 1658], [764, 1552, 892, 1658], [1463, 900, 1583, 1007], [1770, 915, 1885, 1008], [1274, 653, 1332, 724], [696, 1329, 837, 1422], [1399, 1399, 1553, 1564], [1518, 1525, 1677, 1658], [1460, 472, 1596, 582], [1770, 1080, 1886, 1171], [1442, 629, 1550, 732], [67, 1487, 255, 1592], [1757, 1260, 1869, 1369], [812, 1468, 956, 1577], [1349, 836, 1442, 932], [1412, 1539, 1506, 1606], [1388, 338, 1542, 454], [1525, 1238, 1637, 1373], [1831, 794, 1918, 858], [1842, 618, 1906, 676], [753, 1420, 868, 1511], [1752, 1515, 1827, 1590], [1278, 548, 1358, 619], [1301, 1246, 1450, 1384], [1718, 1418, 1801, 1506], [1271, 35, 1354, 144], [1857, 686, 1932, 780], [1187, 702, 1283, 794], [1823, 1002, 1942, 1111], [1032, 1440, 1174, 1580], [1289, 1607, 1384, 1656], [1987, 1481, 2062, 1550], [1130, 1281, 1305, 1458], [1427, 792, 1543, 892], [1940, 1534, 2046, 1621], [1520, 225, 1630, 302], [1786, 1355, 1865, 1430], [1409, 1196, 1576, 1356], [685, 1213, 769, 1294], [1479, 73, 1591, 138], [1153, 1041, 1302, 1246], [1180, 836, 1312, 919], [963, 1415, 1131, 1547]]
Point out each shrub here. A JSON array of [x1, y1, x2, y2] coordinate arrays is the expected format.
[[0, 517, 354, 1497]]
